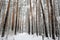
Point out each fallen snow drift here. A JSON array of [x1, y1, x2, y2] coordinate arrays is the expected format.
[[0, 33, 54, 40]]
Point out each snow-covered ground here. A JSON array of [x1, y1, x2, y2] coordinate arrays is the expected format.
[[0, 33, 56, 40]]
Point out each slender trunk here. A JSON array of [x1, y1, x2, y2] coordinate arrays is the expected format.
[[50, 0, 55, 39], [46, 0, 51, 37], [29, 0, 33, 34], [28, 14, 30, 34], [36, 0, 38, 35], [15, 0, 18, 35], [53, 0, 56, 39], [32, 15, 33, 34], [17, 18, 19, 32], [17, 0, 19, 32], [1, 0, 10, 37], [12, 8, 14, 31], [15, 14, 17, 34], [40, 0, 48, 37]]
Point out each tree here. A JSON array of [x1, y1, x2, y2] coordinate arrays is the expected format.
[[28, 12, 30, 34], [49, 0, 55, 39], [40, 0, 48, 37], [1, 0, 10, 37], [36, 0, 38, 35], [28, 0, 33, 34], [12, 6, 14, 31], [15, 0, 18, 34]]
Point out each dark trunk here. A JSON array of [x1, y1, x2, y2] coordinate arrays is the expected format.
[[15, 15, 17, 35], [1, 0, 10, 37], [12, 10, 14, 31], [50, 0, 55, 39], [32, 16, 33, 34], [15, 0, 18, 35], [40, 0, 48, 37], [28, 14, 30, 34]]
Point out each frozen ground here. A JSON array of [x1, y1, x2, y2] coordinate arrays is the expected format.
[[0, 33, 58, 40]]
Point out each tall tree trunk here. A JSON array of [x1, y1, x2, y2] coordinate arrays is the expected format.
[[46, 0, 52, 37], [32, 15, 33, 34], [29, 0, 33, 34], [17, 0, 19, 32], [36, 0, 38, 35], [40, 0, 48, 37], [50, 0, 55, 39], [15, 14, 17, 34], [12, 7, 14, 31], [15, 0, 18, 35], [1, 0, 10, 37], [28, 13, 30, 34]]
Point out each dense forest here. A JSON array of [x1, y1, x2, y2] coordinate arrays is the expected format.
[[0, 0, 60, 40]]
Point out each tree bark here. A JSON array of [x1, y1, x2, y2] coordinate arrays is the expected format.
[[1, 0, 10, 37], [40, 0, 48, 37], [50, 0, 55, 39]]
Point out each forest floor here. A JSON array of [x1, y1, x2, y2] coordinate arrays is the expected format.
[[0, 33, 58, 40]]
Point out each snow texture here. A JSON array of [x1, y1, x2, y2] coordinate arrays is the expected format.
[[0, 33, 55, 40]]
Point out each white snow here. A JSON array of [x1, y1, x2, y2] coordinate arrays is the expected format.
[[0, 33, 56, 40]]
